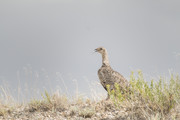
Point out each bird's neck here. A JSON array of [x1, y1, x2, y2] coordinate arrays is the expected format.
[[102, 51, 110, 66]]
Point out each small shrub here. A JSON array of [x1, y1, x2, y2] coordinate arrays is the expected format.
[[79, 107, 95, 118], [28, 91, 68, 112]]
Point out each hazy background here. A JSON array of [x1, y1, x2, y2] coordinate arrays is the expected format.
[[0, 0, 180, 101]]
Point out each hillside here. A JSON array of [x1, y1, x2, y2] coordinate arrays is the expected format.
[[1, 71, 180, 120]]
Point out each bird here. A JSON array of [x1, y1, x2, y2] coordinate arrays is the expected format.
[[95, 47, 129, 100]]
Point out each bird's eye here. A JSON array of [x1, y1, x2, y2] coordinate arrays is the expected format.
[[100, 48, 102, 50]]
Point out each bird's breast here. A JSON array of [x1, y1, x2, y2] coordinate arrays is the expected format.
[[98, 68, 112, 83]]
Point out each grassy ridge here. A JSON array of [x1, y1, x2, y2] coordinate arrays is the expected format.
[[0, 71, 180, 119], [107, 70, 180, 119]]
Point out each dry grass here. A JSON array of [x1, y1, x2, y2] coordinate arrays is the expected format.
[[0, 71, 180, 119], [28, 91, 68, 112]]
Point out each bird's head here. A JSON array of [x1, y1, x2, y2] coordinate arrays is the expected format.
[[95, 47, 106, 54]]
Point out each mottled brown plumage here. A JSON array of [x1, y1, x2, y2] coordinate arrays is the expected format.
[[95, 47, 129, 99]]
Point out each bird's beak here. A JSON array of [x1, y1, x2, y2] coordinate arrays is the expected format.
[[94, 49, 98, 52]]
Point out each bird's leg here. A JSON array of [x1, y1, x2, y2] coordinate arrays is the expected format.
[[106, 93, 110, 100], [106, 85, 113, 100]]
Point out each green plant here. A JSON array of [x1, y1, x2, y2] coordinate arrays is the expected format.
[[78, 107, 95, 118], [107, 70, 180, 116]]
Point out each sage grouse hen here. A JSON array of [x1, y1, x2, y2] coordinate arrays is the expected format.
[[95, 47, 129, 99]]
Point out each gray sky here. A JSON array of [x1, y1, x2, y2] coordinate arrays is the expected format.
[[0, 0, 180, 100]]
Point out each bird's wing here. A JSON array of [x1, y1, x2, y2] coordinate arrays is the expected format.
[[98, 67, 128, 86], [110, 70, 128, 86]]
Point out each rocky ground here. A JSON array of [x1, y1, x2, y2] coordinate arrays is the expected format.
[[0, 101, 143, 120], [1, 97, 180, 120]]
